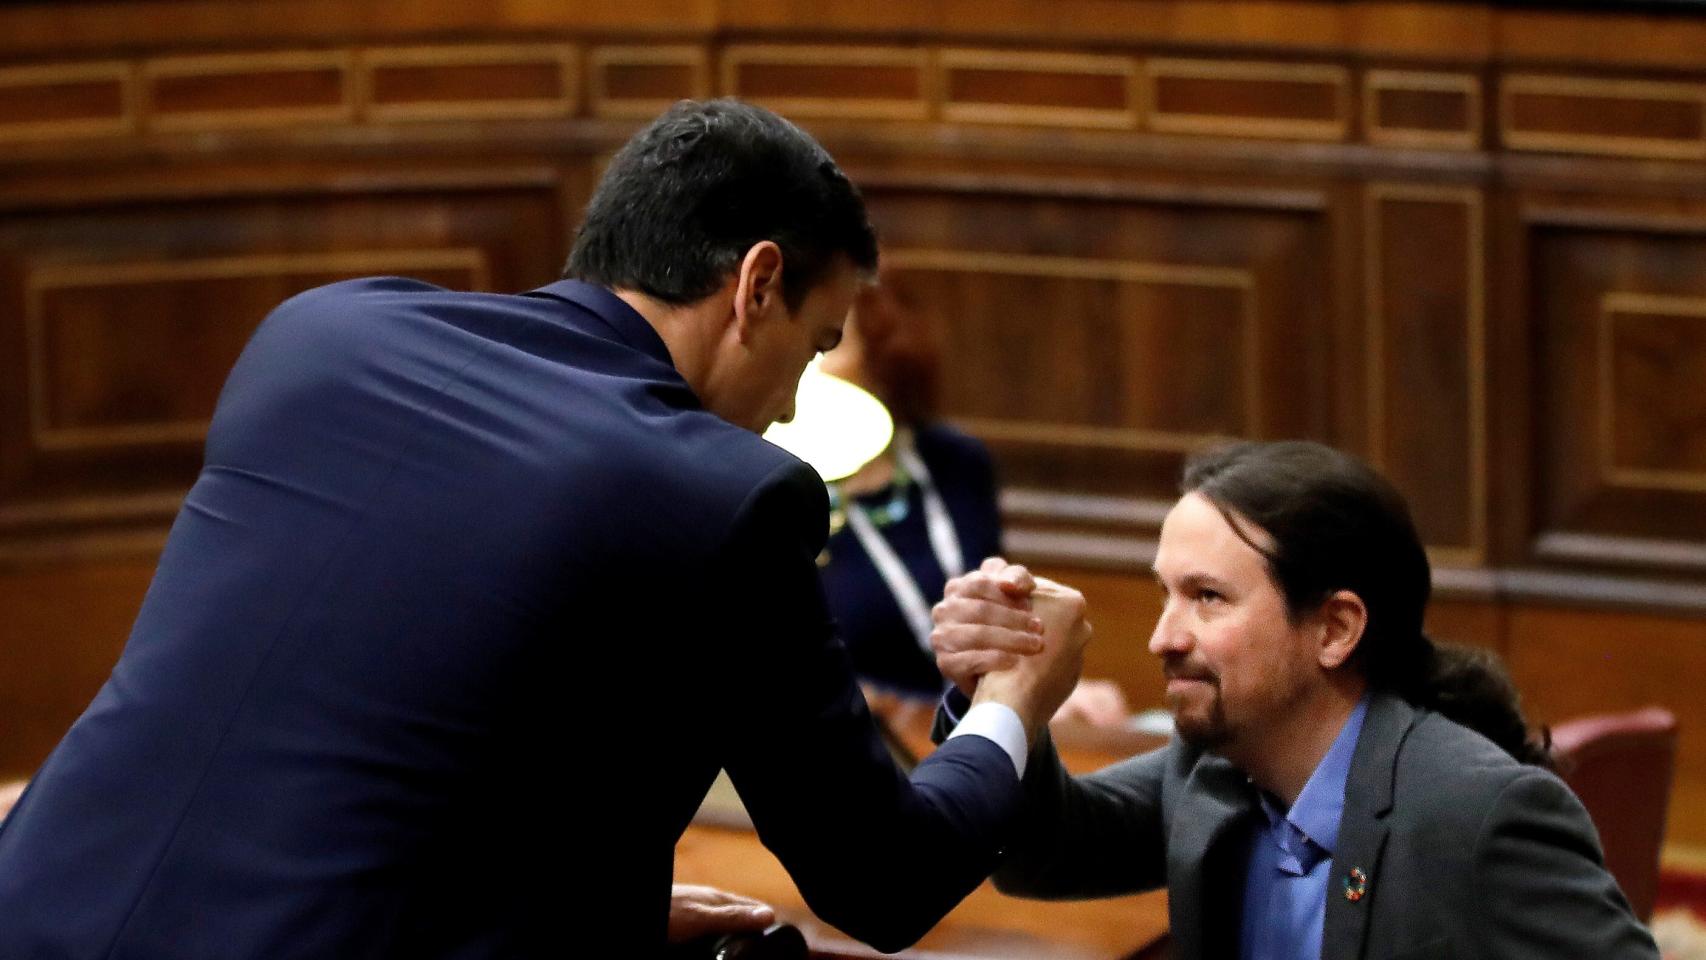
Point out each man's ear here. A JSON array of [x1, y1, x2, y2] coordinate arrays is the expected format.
[[731, 241, 785, 344], [1315, 589, 1368, 670]]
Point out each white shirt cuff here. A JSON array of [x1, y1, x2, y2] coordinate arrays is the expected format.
[[946, 702, 1029, 778]]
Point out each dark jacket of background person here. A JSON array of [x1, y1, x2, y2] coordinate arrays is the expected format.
[[819, 422, 1003, 696], [0, 279, 1020, 959]]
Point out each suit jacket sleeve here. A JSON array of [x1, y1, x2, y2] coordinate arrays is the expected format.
[[934, 699, 1170, 900], [714, 460, 1022, 953], [1471, 770, 1660, 958]]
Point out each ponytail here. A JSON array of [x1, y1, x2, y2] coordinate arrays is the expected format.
[[1409, 637, 1554, 769]]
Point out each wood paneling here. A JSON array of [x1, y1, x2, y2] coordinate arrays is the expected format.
[[0, 0, 1704, 852], [0, 183, 567, 552], [868, 184, 1331, 514], [27, 250, 488, 451], [144, 50, 354, 131], [721, 45, 929, 120], [1598, 293, 1706, 495], [1502, 75, 1706, 160], [1145, 59, 1350, 141], [1364, 185, 1486, 564], [0, 62, 133, 142], [1508, 605, 1706, 847], [1364, 70, 1480, 151], [0, 557, 156, 781], [588, 45, 710, 118], [940, 50, 1137, 129], [1529, 216, 1706, 567], [364, 45, 579, 122]]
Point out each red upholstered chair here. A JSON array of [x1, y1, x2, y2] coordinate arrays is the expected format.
[[1550, 707, 1678, 922]]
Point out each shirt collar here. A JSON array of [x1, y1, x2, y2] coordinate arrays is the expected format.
[[523, 280, 677, 370], [1270, 695, 1370, 857]]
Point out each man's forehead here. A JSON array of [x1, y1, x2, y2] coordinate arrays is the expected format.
[[1154, 493, 1273, 576]]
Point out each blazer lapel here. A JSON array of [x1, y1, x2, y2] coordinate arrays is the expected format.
[[1322, 693, 1417, 960], [1167, 754, 1257, 960]]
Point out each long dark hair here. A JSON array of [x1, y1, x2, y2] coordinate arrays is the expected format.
[[1182, 441, 1552, 768]]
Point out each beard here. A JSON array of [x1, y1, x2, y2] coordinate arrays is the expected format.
[[1163, 659, 1230, 749]]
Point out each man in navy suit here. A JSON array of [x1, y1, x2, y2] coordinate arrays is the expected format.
[[0, 99, 1088, 958]]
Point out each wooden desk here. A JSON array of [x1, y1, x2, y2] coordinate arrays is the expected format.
[[676, 700, 1171, 959]]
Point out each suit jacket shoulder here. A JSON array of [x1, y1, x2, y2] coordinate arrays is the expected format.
[[1330, 694, 1658, 960]]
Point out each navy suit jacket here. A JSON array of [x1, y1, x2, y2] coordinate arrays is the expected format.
[[0, 279, 1020, 958]]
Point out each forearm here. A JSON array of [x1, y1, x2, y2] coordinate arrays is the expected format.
[[992, 738, 1170, 901], [737, 732, 1020, 952], [936, 691, 1168, 900]]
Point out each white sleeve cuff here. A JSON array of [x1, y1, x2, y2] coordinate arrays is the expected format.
[[946, 702, 1029, 778]]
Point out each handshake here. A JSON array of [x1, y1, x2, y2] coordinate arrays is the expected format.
[[929, 558, 1095, 744]]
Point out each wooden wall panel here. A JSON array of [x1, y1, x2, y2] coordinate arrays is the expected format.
[[1145, 59, 1350, 141], [0, 185, 566, 558], [0, 0, 1702, 851], [866, 185, 1333, 518], [941, 50, 1137, 129], [1363, 70, 1480, 150], [1365, 185, 1486, 564], [29, 250, 488, 450], [1508, 605, 1706, 846], [0, 557, 156, 781], [144, 51, 354, 131], [588, 46, 710, 118], [721, 46, 929, 120], [0, 62, 133, 142], [1503, 75, 1706, 159], [364, 45, 579, 122], [1529, 219, 1706, 570]]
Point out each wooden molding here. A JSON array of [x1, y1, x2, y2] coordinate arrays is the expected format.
[[887, 246, 1258, 451], [999, 488, 1174, 529], [1363, 69, 1481, 151], [361, 44, 579, 123], [587, 45, 709, 119], [1364, 183, 1488, 562], [23, 248, 491, 451], [1144, 58, 1350, 142], [720, 45, 931, 121], [939, 48, 1138, 130], [143, 49, 355, 132], [1501, 73, 1706, 161], [0, 60, 134, 142], [1597, 291, 1706, 494]]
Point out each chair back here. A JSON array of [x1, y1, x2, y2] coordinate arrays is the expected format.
[[1551, 706, 1678, 921]]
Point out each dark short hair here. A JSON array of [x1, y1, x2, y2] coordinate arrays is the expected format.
[[1182, 440, 1551, 767], [564, 99, 879, 311]]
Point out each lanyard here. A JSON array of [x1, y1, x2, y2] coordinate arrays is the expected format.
[[842, 430, 966, 654]]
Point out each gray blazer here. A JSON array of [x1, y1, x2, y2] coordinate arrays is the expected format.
[[977, 693, 1659, 959]]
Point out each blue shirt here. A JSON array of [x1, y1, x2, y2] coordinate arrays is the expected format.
[[1239, 698, 1369, 960]]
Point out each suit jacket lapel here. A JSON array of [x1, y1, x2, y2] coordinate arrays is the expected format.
[[1323, 693, 1417, 960], [1168, 753, 1257, 960]]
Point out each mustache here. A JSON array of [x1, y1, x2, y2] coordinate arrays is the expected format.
[[1161, 656, 1219, 685]]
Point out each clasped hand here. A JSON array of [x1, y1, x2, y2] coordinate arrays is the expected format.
[[930, 557, 1094, 742]]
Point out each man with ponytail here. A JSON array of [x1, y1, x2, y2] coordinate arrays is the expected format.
[[931, 440, 1657, 959]]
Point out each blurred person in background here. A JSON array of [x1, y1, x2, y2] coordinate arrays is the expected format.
[[817, 267, 1129, 726]]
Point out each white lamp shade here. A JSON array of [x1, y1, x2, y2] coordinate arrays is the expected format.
[[763, 362, 894, 482]]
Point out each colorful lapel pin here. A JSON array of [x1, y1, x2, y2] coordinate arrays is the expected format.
[[1343, 867, 1369, 903]]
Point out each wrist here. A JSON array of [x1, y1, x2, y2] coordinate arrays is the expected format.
[[971, 679, 1044, 744]]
